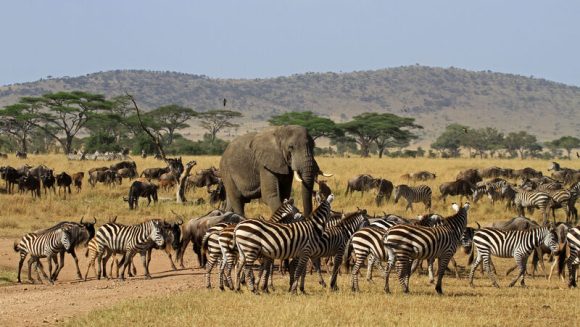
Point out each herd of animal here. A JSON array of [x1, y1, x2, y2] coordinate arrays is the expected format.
[[5, 158, 580, 295], [0, 158, 224, 208]]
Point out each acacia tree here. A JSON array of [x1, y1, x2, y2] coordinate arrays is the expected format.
[[268, 111, 342, 140], [504, 131, 540, 159], [198, 110, 242, 142], [340, 113, 421, 157], [146, 105, 197, 145], [21, 91, 113, 154], [547, 136, 580, 159], [0, 103, 40, 152], [431, 124, 468, 158]]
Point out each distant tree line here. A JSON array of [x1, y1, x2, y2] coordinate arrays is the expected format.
[[431, 123, 580, 160], [0, 91, 242, 155]]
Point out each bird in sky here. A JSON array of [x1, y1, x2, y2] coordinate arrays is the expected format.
[[223, 98, 227, 107]]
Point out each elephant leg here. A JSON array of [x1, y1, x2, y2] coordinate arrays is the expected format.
[[260, 171, 283, 213]]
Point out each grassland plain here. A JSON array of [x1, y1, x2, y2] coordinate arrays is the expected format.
[[0, 155, 579, 326]]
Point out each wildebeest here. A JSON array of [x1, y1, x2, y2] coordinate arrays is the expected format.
[[88, 166, 108, 175], [56, 172, 73, 196], [176, 210, 244, 268], [116, 167, 138, 181], [512, 167, 543, 180], [159, 172, 179, 191], [110, 160, 137, 172], [1, 166, 22, 193], [124, 180, 159, 210], [140, 167, 170, 180], [439, 179, 474, 203], [456, 168, 482, 185], [345, 174, 379, 196], [89, 169, 119, 187], [18, 175, 41, 198], [16, 151, 27, 159], [375, 178, 394, 206], [72, 172, 84, 192], [187, 167, 220, 192], [208, 179, 226, 209], [0, 152, 7, 159], [314, 179, 333, 204], [401, 171, 437, 183], [40, 171, 56, 195], [478, 166, 504, 179]]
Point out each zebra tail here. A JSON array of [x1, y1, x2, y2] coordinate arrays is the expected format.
[[557, 244, 569, 278], [13, 241, 19, 253], [342, 235, 354, 272], [200, 231, 214, 258], [467, 245, 476, 266]]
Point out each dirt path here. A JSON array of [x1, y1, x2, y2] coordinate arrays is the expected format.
[[0, 238, 206, 326]]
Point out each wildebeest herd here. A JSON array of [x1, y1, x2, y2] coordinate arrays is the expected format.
[[2, 157, 580, 294]]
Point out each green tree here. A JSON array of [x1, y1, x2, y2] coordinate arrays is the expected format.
[[464, 127, 505, 158], [0, 103, 40, 152], [21, 91, 113, 154], [197, 110, 242, 143], [340, 113, 421, 157], [504, 131, 540, 159], [431, 124, 468, 158], [546, 136, 580, 159], [146, 104, 197, 145], [268, 111, 342, 140]]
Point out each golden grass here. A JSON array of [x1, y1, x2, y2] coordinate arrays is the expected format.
[[66, 256, 579, 327], [2, 155, 579, 326]]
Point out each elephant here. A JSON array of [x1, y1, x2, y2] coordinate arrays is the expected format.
[[219, 125, 331, 217]]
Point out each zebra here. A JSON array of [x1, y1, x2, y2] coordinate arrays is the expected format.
[[205, 198, 300, 290], [233, 194, 334, 294], [290, 209, 369, 291], [393, 184, 432, 211], [545, 189, 575, 222], [95, 219, 165, 280], [502, 185, 551, 224], [34, 219, 95, 281], [383, 202, 470, 294], [565, 226, 580, 288], [13, 227, 72, 284], [468, 226, 558, 288]]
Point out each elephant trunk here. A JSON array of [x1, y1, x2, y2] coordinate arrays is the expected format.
[[295, 157, 315, 217]]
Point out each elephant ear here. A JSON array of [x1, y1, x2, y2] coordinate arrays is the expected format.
[[250, 131, 289, 175]]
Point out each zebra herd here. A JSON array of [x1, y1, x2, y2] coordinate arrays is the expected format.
[[8, 162, 580, 295]]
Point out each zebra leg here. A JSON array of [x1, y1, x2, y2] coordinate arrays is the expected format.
[[17, 252, 26, 283], [427, 258, 435, 284], [205, 256, 216, 288], [312, 258, 326, 288], [259, 259, 273, 293], [567, 250, 578, 288], [450, 257, 459, 279], [366, 254, 375, 282], [293, 255, 310, 294], [329, 253, 343, 291], [51, 252, 64, 281], [351, 257, 364, 292], [141, 251, 152, 279], [384, 248, 396, 293], [483, 255, 500, 288], [217, 258, 226, 291], [38, 258, 53, 285], [508, 253, 528, 287], [435, 253, 453, 294], [27, 257, 36, 283], [268, 260, 275, 291], [118, 251, 134, 280], [468, 254, 483, 287]]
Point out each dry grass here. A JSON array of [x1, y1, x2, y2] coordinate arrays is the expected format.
[[1, 155, 579, 326]]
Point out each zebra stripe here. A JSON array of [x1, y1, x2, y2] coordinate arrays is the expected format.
[[566, 227, 580, 288], [383, 203, 470, 294], [95, 219, 165, 280], [394, 184, 432, 211], [291, 210, 368, 291], [468, 226, 558, 287], [234, 194, 334, 293]]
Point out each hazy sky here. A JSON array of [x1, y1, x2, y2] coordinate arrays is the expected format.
[[1, 0, 579, 86]]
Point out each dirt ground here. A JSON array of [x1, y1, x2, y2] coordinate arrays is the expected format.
[[0, 238, 205, 326]]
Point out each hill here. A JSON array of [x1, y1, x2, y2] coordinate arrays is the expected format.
[[1, 66, 579, 143]]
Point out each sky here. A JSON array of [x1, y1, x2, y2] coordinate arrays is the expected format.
[[1, 0, 579, 86]]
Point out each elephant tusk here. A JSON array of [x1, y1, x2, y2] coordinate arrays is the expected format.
[[319, 171, 333, 177], [293, 170, 303, 183]]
